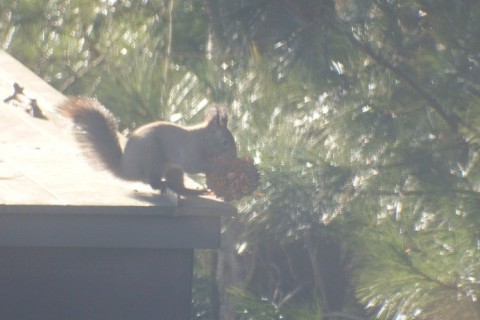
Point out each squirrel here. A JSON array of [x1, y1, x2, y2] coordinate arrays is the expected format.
[[60, 97, 237, 196]]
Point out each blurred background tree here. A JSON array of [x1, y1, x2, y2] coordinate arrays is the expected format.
[[2, 0, 480, 319]]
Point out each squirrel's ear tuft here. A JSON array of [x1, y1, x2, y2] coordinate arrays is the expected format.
[[207, 104, 229, 127]]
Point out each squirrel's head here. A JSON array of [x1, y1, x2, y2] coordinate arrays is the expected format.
[[205, 104, 237, 160]]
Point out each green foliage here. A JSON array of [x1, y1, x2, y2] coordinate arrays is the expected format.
[[3, 0, 480, 319], [231, 288, 329, 320], [212, 1, 480, 318], [287, 298, 325, 320], [230, 287, 282, 320], [352, 213, 480, 319]]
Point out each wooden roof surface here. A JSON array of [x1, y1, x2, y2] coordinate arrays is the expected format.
[[0, 50, 235, 216]]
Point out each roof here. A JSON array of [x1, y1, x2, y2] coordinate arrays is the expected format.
[[0, 50, 236, 217]]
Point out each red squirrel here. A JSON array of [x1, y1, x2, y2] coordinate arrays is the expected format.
[[60, 97, 237, 196]]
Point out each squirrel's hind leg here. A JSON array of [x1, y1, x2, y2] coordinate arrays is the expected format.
[[149, 176, 168, 194], [149, 166, 207, 196], [164, 166, 207, 197]]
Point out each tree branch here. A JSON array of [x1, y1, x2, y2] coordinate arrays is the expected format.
[[324, 17, 460, 133], [374, 189, 480, 198], [163, 0, 174, 86]]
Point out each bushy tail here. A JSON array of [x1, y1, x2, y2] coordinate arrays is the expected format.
[[60, 97, 124, 178]]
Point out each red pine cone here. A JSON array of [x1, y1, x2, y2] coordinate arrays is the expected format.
[[207, 156, 260, 202]]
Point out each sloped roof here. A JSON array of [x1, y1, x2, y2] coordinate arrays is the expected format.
[[0, 50, 235, 216]]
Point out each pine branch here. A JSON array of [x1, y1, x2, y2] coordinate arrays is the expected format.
[[276, 284, 304, 309], [323, 16, 460, 133], [374, 189, 480, 197], [163, 0, 174, 86], [59, 52, 106, 92], [391, 234, 472, 299], [396, 247, 477, 310], [404, 256, 458, 292]]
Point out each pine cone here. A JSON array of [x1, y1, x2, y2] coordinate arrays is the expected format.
[[207, 156, 260, 202]]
